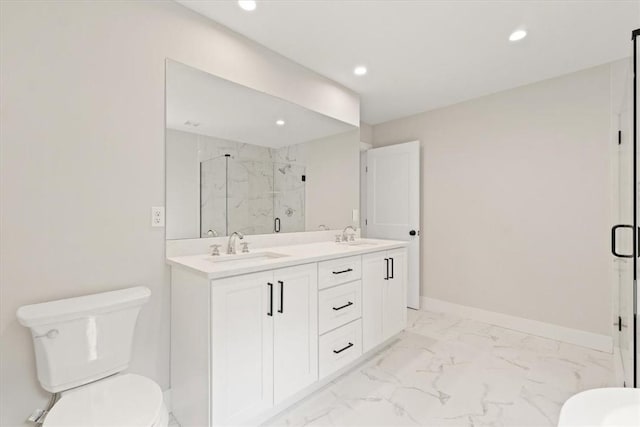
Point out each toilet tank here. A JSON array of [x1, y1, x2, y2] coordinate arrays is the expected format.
[[16, 286, 151, 393]]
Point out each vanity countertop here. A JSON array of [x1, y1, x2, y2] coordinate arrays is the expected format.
[[167, 238, 408, 280]]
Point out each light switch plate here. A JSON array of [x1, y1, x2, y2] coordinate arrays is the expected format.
[[151, 206, 165, 227], [352, 208, 359, 223]]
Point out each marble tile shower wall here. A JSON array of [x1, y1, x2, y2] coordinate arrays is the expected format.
[[198, 133, 306, 237]]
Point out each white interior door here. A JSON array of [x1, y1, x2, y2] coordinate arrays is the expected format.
[[366, 141, 420, 309]]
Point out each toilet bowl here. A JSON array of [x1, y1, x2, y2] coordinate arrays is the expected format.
[[43, 374, 168, 427], [558, 388, 640, 427], [17, 287, 168, 427]]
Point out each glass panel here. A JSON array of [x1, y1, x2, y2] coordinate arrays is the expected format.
[[614, 68, 635, 387], [228, 159, 274, 235], [200, 156, 227, 237]]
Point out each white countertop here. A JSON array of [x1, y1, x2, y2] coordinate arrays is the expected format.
[[166, 238, 408, 280]]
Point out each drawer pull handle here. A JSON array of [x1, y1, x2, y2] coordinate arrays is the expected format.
[[333, 342, 354, 354], [332, 301, 354, 311], [332, 268, 353, 275]]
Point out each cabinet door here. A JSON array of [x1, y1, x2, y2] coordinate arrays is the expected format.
[[211, 272, 274, 425], [362, 251, 385, 352], [383, 248, 407, 339], [273, 264, 318, 403]]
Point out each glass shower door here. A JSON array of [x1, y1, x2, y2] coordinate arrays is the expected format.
[[614, 103, 635, 387], [612, 33, 637, 387], [273, 162, 306, 233]]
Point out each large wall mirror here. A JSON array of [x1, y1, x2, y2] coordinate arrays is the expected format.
[[165, 60, 360, 240]]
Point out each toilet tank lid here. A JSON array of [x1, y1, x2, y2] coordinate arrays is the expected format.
[[17, 287, 151, 328]]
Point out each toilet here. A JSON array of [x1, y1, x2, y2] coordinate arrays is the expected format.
[[559, 387, 640, 427], [17, 286, 168, 427]]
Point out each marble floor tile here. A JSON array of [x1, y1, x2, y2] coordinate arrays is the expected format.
[[265, 310, 617, 427]]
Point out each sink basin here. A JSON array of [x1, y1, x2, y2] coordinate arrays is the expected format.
[[338, 239, 380, 247], [206, 252, 289, 268]]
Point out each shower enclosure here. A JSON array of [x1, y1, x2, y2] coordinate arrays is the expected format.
[[611, 29, 639, 388], [200, 154, 306, 237]]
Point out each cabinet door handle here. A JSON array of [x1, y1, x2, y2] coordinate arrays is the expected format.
[[332, 268, 353, 275], [267, 282, 273, 316], [333, 342, 354, 354], [390, 257, 394, 279], [332, 301, 353, 311], [278, 280, 284, 313], [384, 258, 389, 280]]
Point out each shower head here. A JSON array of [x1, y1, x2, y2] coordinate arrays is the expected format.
[[278, 164, 292, 174]]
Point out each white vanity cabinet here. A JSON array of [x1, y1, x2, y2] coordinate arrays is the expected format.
[[210, 271, 274, 425], [169, 242, 407, 427], [362, 248, 407, 352], [171, 263, 317, 427], [270, 264, 319, 403]]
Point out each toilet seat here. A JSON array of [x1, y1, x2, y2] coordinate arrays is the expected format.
[[43, 374, 168, 427], [559, 388, 640, 426]]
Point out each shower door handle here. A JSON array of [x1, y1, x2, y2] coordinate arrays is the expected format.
[[611, 224, 634, 258], [274, 217, 281, 233]]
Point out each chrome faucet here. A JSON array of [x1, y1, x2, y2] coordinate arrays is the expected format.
[[227, 231, 244, 255], [342, 226, 357, 242]]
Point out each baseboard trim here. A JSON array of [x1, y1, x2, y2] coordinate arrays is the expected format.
[[421, 297, 613, 353]]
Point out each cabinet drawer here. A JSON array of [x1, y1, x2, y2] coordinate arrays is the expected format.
[[319, 281, 361, 334], [318, 256, 362, 289], [319, 319, 362, 379]]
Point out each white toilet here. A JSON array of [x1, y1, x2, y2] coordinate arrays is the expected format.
[[559, 388, 640, 427], [17, 286, 168, 427]]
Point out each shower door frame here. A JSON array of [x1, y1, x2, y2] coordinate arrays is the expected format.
[[634, 28, 639, 388]]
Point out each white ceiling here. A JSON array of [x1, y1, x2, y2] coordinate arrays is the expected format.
[[166, 60, 355, 148], [177, 0, 639, 124]]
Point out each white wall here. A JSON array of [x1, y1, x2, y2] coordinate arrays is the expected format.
[[359, 122, 373, 145], [0, 2, 358, 426], [166, 129, 200, 240], [372, 62, 622, 337], [303, 129, 361, 230]]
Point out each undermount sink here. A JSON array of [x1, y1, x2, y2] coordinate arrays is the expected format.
[[338, 239, 380, 247], [206, 252, 289, 268]]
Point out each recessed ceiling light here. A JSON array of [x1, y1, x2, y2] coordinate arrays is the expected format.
[[275, 119, 285, 126], [238, 1, 256, 11], [509, 29, 527, 42], [353, 65, 367, 76]]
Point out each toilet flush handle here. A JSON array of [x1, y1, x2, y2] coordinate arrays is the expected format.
[[34, 329, 59, 339]]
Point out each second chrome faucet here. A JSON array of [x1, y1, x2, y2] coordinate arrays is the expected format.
[[227, 231, 245, 255]]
